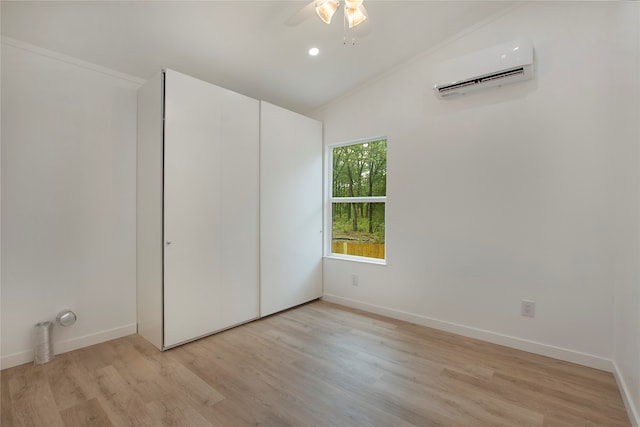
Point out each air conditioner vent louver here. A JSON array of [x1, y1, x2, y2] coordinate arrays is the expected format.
[[433, 40, 534, 99], [437, 67, 526, 95]]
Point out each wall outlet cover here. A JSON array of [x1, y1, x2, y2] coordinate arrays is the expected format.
[[521, 300, 535, 318]]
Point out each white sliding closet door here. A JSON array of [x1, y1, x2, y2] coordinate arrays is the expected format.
[[260, 101, 323, 316], [163, 70, 259, 347]]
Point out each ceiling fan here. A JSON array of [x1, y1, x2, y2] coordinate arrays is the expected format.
[[286, 0, 370, 29], [315, 0, 368, 28]]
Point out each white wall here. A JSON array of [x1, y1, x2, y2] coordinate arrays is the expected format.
[[612, 3, 640, 424], [1, 38, 141, 368], [316, 0, 638, 384], [1, 8, 4, 368]]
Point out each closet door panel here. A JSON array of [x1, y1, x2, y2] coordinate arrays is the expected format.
[[163, 69, 259, 347], [260, 101, 323, 316]]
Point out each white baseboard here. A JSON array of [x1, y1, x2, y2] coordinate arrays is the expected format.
[[613, 361, 640, 427], [322, 294, 614, 372], [0, 323, 137, 370]]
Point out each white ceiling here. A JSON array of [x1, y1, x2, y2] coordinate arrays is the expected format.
[[1, 1, 514, 114]]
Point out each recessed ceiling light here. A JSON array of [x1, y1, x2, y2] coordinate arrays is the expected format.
[[309, 47, 320, 56]]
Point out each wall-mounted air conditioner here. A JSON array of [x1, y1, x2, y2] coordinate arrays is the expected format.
[[433, 39, 534, 99]]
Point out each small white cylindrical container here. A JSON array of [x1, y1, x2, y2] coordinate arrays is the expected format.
[[33, 321, 54, 365]]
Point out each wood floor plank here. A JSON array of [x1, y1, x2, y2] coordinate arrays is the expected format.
[[7, 364, 65, 427], [145, 400, 213, 427], [168, 340, 305, 426], [92, 365, 156, 426], [1, 366, 15, 427], [180, 335, 325, 426], [210, 331, 409, 427], [68, 339, 121, 373], [491, 371, 630, 426], [375, 370, 544, 427], [195, 325, 411, 427], [109, 336, 226, 424], [0, 301, 631, 426], [59, 397, 113, 427], [42, 353, 93, 411], [106, 339, 170, 404]]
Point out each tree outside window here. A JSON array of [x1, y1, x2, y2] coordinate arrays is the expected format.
[[330, 138, 386, 260]]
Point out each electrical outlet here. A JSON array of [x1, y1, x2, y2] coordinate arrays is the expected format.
[[521, 300, 535, 318], [351, 274, 359, 287]]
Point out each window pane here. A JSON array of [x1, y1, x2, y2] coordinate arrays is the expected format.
[[332, 202, 385, 259], [332, 139, 387, 198]]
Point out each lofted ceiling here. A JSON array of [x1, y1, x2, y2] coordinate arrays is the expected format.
[[1, 1, 514, 114]]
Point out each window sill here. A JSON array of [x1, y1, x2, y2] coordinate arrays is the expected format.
[[324, 254, 387, 266]]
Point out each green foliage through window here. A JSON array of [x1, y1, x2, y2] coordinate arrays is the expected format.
[[332, 139, 387, 198], [330, 139, 387, 260]]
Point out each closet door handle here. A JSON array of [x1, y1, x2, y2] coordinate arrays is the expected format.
[[165, 241, 172, 246]]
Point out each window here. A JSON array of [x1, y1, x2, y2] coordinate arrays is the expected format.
[[328, 138, 387, 261]]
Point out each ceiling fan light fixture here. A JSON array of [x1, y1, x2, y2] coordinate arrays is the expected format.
[[344, 1, 367, 28], [315, 0, 340, 25]]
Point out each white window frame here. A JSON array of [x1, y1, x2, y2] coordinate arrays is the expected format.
[[325, 136, 387, 265]]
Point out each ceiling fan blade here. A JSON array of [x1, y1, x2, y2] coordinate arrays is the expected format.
[[285, 1, 317, 27]]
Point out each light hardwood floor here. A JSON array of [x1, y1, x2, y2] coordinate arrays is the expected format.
[[0, 301, 631, 426]]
